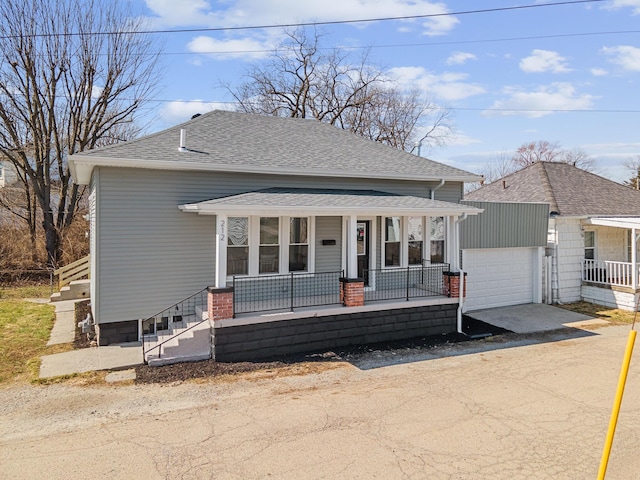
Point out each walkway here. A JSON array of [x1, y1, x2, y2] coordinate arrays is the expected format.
[[39, 299, 142, 379]]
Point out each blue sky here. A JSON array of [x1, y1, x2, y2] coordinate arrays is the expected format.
[[134, 0, 640, 183]]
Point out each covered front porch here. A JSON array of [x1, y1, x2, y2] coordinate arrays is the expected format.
[[581, 216, 640, 310], [179, 187, 482, 316]]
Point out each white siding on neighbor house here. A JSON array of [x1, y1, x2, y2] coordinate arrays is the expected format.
[[552, 218, 584, 303], [590, 225, 628, 262], [89, 174, 98, 321], [94, 167, 467, 325], [463, 247, 540, 310], [581, 285, 638, 311]]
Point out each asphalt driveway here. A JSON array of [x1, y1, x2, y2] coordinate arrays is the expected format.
[[2, 322, 640, 479]]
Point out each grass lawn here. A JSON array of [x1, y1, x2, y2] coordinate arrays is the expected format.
[[0, 286, 57, 384]]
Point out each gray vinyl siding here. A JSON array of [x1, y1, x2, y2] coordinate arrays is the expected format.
[[95, 167, 465, 325], [460, 201, 549, 249], [315, 216, 342, 273]]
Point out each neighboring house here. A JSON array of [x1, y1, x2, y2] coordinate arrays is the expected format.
[[465, 162, 640, 311], [69, 110, 506, 363]]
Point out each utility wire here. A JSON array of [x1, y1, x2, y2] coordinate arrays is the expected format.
[[0, 0, 605, 40]]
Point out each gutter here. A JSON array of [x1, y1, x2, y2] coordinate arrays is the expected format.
[[431, 179, 445, 200]]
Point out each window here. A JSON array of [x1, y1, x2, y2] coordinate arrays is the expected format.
[[430, 217, 445, 263], [384, 217, 401, 266], [227, 217, 249, 275], [408, 216, 423, 265], [226, 216, 312, 276], [289, 217, 308, 272], [584, 231, 595, 260], [259, 217, 279, 274]]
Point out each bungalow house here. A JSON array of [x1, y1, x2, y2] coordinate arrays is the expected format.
[[465, 162, 640, 311], [69, 110, 492, 364]]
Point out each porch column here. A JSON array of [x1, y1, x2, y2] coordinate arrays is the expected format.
[[215, 214, 228, 288], [633, 228, 638, 290], [347, 214, 358, 278], [445, 216, 458, 269]]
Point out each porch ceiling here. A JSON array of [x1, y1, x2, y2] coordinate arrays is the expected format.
[[179, 187, 484, 217], [588, 217, 640, 229]]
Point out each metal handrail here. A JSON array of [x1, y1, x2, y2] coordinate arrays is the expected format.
[[141, 287, 208, 361], [143, 315, 210, 360]]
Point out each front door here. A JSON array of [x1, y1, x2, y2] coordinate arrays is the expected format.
[[357, 220, 370, 285]]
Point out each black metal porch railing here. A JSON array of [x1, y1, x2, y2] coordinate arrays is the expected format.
[[141, 287, 209, 361], [233, 270, 344, 316], [364, 262, 450, 303]]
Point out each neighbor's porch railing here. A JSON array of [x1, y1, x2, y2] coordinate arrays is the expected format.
[[233, 270, 344, 316], [582, 259, 640, 288], [54, 254, 90, 289], [364, 262, 450, 303]]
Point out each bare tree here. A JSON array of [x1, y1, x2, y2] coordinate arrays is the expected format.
[[623, 156, 640, 190], [229, 28, 450, 151], [0, 0, 160, 268], [511, 140, 596, 171]]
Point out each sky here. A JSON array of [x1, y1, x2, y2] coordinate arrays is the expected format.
[[132, 0, 640, 184]]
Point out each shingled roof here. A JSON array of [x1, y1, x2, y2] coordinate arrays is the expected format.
[[69, 110, 481, 185], [464, 162, 640, 217]]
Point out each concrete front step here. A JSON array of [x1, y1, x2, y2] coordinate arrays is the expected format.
[[50, 279, 90, 302], [146, 351, 211, 367]]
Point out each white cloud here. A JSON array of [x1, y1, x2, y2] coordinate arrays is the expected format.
[[520, 49, 571, 74], [187, 36, 274, 60], [590, 68, 608, 77], [602, 45, 640, 71], [389, 66, 486, 102], [161, 100, 234, 123], [446, 52, 477, 66], [605, 0, 640, 14], [144, 0, 458, 36], [484, 83, 595, 118]]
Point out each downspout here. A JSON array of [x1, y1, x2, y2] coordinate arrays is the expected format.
[[431, 179, 446, 200], [454, 213, 468, 334]]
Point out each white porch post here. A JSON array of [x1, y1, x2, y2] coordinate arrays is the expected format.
[[347, 215, 358, 278], [446, 216, 458, 269], [633, 227, 638, 290], [215, 214, 228, 288]]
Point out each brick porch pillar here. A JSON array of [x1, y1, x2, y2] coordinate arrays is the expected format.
[[208, 286, 234, 320], [443, 271, 467, 298], [340, 277, 365, 307]]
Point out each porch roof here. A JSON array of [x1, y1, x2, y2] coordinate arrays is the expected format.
[[588, 217, 640, 229], [179, 187, 484, 217]]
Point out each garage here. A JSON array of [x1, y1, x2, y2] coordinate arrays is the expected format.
[[459, 200, 548, 312], [462, 247, 538, 311]]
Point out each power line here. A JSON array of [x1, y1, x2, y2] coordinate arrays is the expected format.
[[0, 0, 605, 40], [176, 30, 640, 57]]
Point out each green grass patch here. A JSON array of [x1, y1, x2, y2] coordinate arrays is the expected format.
[[557, 301, 637, 325], [0, 284, 52, 300], [0, 300, 56, 384]]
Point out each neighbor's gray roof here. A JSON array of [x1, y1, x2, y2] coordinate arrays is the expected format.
[[180, 187, 484, 216], [70, 110, 481, 184], [464, 162, 640, 216]]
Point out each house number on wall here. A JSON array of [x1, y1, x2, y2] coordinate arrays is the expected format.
[[219, 219, 226, 242]]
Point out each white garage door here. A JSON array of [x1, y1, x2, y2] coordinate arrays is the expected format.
[[463, 247, 536, 311]]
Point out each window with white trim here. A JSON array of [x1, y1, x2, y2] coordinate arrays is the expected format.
[[430, 217, 445, 263], [289, 217, 308, 272], [584, 231, 595, 260], [384, 217, 401, 266], [259, 217, 279, 274], [226, 216, 312, 276], [227, 217, 249, 275]]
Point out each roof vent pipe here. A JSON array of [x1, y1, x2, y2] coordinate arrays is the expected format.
[[179, 129, 187, 152]]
